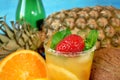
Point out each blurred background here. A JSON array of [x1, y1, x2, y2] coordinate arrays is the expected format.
[[0, 0, 120, 22]]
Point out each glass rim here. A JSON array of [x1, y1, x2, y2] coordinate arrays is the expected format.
[[44, 43, 96, 57]]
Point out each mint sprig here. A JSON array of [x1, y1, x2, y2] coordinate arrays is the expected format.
[[84, 30, 98, 50], [50, 29, 71, 49]]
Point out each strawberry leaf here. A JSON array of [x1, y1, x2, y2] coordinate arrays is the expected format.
[[84, 30, 98, 50], [50, 29, 71, 49]]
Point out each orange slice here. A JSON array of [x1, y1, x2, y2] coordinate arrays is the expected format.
[[47, 63, 79, 80], [0, 50, 47, 80]]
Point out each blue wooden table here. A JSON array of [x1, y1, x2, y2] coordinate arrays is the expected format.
[[0, 0, 120, 23]]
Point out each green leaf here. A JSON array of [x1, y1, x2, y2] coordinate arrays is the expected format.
[[84, 30, 98, 50], [50, 28, 71, 49]]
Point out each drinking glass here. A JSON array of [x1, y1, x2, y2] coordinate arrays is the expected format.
[[44, 39, 96, 80]]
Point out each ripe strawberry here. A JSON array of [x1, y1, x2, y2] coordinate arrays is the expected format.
[[55, 34, 85, 53]]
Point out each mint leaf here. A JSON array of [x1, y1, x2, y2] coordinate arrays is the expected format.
[[84, 30, 98, 50], [50, 29, 71, 49]]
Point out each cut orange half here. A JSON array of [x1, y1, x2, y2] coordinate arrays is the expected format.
[[0, 50, 47, 80]]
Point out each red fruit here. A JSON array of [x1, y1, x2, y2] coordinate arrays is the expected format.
[[56, 34, 85, 53]]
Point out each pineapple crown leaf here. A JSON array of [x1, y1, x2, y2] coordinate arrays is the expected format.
[[0, 16, 42, 52], [0, 16, 44, 59], [0, 16, 14, 39], [0, 34, 9, 43]]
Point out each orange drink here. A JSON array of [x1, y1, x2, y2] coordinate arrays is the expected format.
[[44, 43, 95, 80], [44, 29, 98, 80]]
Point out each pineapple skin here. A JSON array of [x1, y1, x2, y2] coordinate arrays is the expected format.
[[43, 6, 120, 49]]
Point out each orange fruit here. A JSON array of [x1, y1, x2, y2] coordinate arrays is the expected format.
[[0, 50, 47, 80]]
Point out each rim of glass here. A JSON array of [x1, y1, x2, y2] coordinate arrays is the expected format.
[[44, 42, 96, 57]]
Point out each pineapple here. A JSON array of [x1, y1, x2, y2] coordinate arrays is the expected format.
[[43, 6, 120, 49], [42, 6, 120, 80], [0, 16, 45, 59]]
